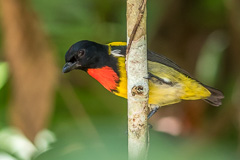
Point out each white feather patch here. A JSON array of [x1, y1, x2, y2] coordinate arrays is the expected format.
[[162, 77, 171, 83], [111, 49, 124, 57]]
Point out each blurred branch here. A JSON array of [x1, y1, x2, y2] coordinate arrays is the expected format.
[[225, 0, 240, 155], [0, 0, 57, 141], [225, 0, 240, 74]]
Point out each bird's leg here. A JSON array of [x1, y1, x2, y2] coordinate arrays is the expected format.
[[148, 105, 159, 119], [147, 106, 159, 129]]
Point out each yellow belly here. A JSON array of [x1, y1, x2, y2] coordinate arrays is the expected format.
[[113, 59, 211, 106]]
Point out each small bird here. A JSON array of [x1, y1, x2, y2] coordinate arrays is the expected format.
[[63, 40, 224, 118]]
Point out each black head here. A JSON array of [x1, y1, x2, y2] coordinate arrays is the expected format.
[[62, 40, 109, 73]]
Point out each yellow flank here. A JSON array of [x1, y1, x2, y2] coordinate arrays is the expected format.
[[113, 57, 128, 98], [107, 42, 127, 55], [108, 42, 127, 46], [112, 57, 211, 107], [148, 61, 211, 106]]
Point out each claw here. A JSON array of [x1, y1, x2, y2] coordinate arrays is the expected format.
[[148, 123, 153, 129]]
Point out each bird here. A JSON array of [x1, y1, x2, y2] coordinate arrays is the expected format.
[[62, 40, 224, 119]]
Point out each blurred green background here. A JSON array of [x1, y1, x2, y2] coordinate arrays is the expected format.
[[0, 0, 240, 159]]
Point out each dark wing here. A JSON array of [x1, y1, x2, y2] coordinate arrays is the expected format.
[[147, 50, 224, 106], [147, 50, 193, 78]]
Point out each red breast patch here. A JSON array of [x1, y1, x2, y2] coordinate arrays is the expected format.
[[87, 66, 119, 91]]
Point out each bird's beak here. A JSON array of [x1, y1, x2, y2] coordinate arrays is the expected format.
[[62, 62, 78, 73]]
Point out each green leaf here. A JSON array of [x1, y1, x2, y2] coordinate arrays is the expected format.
[[0, 62, 9, 90]]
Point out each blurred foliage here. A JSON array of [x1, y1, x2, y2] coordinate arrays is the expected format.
[[196, 31, 227, 85], [0, 0, 240, 159], [33, 126, 237, 160], [0, 62, 8, 90]]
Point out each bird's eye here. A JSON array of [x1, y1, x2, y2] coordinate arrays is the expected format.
[[77, 50, 85, 58]]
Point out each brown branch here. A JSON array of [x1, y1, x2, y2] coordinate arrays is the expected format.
[[0, 0, 57, 141], [126, 0, 147, 55]]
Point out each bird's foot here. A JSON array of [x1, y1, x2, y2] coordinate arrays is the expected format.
[[148, 106, 159, 119]]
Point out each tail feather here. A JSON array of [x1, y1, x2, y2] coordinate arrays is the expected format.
[[203, 85, 224, 106]]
